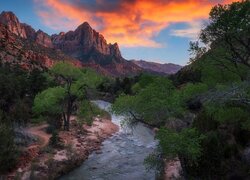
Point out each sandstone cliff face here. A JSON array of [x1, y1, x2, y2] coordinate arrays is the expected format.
[[35, 30, 53, 48], [0, 11, 53, 48], [0, 11, 142, 76], [51, 22, 122, 62], [0, 11, 27, 38], [22, 23, 36, 40], [0, 23, 80, 70]]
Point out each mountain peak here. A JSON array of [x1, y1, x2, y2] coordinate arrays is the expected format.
[[0, 11, 27, 38], [82, 21, 90, 27], [0, 11, 18, 21], [0, 11, 141, 76], [76, 21, 91, 31]]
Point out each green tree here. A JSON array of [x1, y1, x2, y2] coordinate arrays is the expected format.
[[157, 127, 205, 176], [113, 77, 181, 126], [200, 0, 250, 69], [33, 62, 103, 130], [33, 87, 66, 129]]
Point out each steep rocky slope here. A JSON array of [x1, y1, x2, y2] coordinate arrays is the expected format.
[[0, 11, 141, 76], [0, 23, 81, 70]]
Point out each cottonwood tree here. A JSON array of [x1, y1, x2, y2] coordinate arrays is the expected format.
[[33, 62, 103, 130], [112, 77, 180, 126]]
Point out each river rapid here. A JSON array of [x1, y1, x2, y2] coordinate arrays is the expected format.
[[60, 100, 157, 180]]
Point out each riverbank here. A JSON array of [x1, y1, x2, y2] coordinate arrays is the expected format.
[[60, 100, 157, 180], [6, 116, 118, 180]]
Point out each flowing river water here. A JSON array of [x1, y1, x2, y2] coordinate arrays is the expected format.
[[60, 100, 157, 180]]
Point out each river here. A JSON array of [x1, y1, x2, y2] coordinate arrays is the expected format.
[[60, 100, 157, 180]]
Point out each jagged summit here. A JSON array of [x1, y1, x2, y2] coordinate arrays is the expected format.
[[51, 19, 123, 64], [0, 11, 27, 38], [0, 11, 142, 76]]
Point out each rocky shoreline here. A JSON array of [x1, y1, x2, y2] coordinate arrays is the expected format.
[[5, 116, 118, 180]]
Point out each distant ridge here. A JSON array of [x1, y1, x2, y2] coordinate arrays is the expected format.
[[132, 60, 182, 75]]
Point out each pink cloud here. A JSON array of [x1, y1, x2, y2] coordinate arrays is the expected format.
[[34, 0, 238, 47]]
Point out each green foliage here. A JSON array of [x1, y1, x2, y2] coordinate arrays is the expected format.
[[33, 62, 104, 130], [132, 74, 156, 93], [200, 0, 250, 68], [50, 62, 82, 81], [78, 101, 109, 126], [0, 123, 18, 173], [113, 76, 208, 126], [0, 64, 49, 125], [113, 76, 182, 125], [206, 106, 248, 124], [179, 83, 208, 101], [33, 87, 66, 116], [199, 47, 248, 86], [112, 1, 250, 178], [185, 131, 226, 178], [144, 151, 164, 174], [80, 68, 104, 88], [157, 127, 205, 161], [97, 76, 139, 100]]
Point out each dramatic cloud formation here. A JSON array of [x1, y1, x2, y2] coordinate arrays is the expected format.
[[34, 0, 237, 47]]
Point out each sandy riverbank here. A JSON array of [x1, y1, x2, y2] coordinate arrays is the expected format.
[[6, 116, 118, 180]]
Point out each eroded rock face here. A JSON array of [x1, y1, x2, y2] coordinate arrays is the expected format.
[[51, 22, 122, 61], [0, 23, 79, 70], [22, 23, 36, 40], [0, 11, 27, 38], [35, 30, 53, 48], [0, 11, 141, 76], [0, 12, 54, 48]]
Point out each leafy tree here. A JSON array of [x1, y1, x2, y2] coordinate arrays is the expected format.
[[200, 0, 250, 69], [188, 41, 207, 64], [0, 64, 48, 125], [50, 62, 83, 130], [113, 77, 181, 126], [33, 87, 66, 129], [33, 62, 103, 130], [157, 127, 205, 176]]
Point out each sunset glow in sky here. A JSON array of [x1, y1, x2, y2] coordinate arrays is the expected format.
[[0, 0, 237, 65]]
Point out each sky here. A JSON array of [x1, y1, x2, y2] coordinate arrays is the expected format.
[[0, 0, 237, 65]]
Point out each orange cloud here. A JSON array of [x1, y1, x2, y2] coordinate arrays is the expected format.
[[34, 0, 238, 47]]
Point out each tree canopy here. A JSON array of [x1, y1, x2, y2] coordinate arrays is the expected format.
[[33, 62, 104, 130]]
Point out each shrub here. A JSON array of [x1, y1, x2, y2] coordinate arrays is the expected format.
[[0, 124, 19, 173]]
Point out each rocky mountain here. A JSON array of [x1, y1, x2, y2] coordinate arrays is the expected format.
[[0, 11, 54, 48], [0, 22, 81, 70], [51, 22, 122, 63], [0, 11, 141, 76], [0, 11, 27, 38], [132, 60, 182, 75], [0, 11, 181, 76]]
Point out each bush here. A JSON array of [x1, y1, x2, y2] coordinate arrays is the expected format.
[[0, 124, 19, 173]]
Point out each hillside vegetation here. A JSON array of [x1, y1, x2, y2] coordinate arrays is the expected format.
[[112, 1, 250, 178]]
